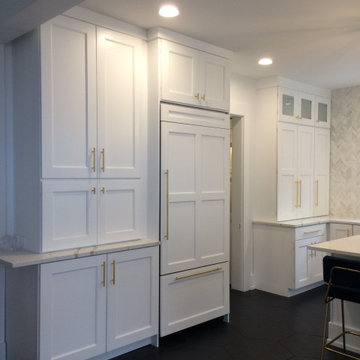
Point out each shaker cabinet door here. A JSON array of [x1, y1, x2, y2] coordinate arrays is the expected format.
[[40, 255, 107, 360], [97, 28, 146, 179], [41, 15, 97, 179], [161, 118, 229, 274]]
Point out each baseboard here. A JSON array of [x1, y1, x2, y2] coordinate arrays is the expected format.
[[327, 321, 360, 354], [0, 341, 6, 359]]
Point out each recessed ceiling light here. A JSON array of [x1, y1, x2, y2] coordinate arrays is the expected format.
[[159, 4, 179, 18], [258, 58, 273, 66]]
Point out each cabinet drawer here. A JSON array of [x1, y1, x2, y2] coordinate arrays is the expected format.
[[295, 224, 326, 240], [160, 262, 229, 336], [161, 103, 229, 129]]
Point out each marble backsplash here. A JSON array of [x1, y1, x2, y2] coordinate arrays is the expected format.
[[331, 86, 360, 218]]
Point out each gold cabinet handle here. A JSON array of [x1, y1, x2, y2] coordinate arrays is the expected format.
[[164, 169, 169, 240], [91, 147, 96, 172], [101, 187, 106, 194], [201, 94, 206, 101], [101, 148, 105, 172], [315, 180, 319, 206], [101, 261, 106, 287], [296, 115, 301, 119], [299, 180, 302, 208], [194, 93, 200, 100], [347, 229, 350, 237], [295, 181, 299, 208], [175, 267, 222, 280], [91, 187, 96, 195], [111, 260, 116, 285], [304, 229, 321, 235]]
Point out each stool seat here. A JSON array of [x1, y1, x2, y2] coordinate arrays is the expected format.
[[321, 255, 360, 360]]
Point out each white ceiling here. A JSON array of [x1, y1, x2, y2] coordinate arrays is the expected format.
[[80, 0, 360, 90]]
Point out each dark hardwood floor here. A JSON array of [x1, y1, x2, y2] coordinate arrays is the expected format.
[[114, 286, 341, 360]]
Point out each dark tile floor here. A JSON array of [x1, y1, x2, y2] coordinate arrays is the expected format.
[[114, 286, 342, 360]]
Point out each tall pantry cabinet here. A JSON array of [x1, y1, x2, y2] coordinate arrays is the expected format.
[[12, 15, 147, 253], [148, 29, 231, 336], [8, 10, 159, 360]]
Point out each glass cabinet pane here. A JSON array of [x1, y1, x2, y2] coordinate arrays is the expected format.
[[282, 94, 294, 117], [318, 103, 328, 123], [301, 98, 312, 120]]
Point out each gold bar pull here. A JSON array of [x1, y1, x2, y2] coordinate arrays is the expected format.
[[91, 148, 96, 172], [91, 187, 96, 195], [111, 260, 116, 285], [299, 180, 302, 208], [194, 93, 200, 100], [201, 94, 206, 101], [175, 267, 222, 281], [295, 180, 299, 208], [315, 180, 319, 206], [101, 261, 106, 287], [101, 148, 105, 172], [101, 187, 106, 194], [347, 229, 350, 237], [164, 169, 169, 240]]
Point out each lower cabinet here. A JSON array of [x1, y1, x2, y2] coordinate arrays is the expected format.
[[254, 222, 327, 297], [6, 247, 159, 360], [329, 223, 353, 239], [160, 262, 229, 336]]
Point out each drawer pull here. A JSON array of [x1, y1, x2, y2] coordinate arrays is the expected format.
[[111, 260, 116, 285], [101, 261, 106, 287], [175, 267, 222, 280], [303, 229, 321, 235]]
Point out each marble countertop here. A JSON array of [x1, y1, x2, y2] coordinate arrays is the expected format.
[[253, 217, 360, 228], [308, 235, 360, 257], [0, 238, 159, 268]]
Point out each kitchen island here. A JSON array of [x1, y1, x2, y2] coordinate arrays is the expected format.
[[309, 236, 360, 354]]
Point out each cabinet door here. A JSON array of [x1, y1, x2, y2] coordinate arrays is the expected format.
[[40, 255, 107, 360], [353, 225, 360, 235], [298, 92, 315, 126], [42, 180, 97, 252], [199, 52, 229, 111], [98, 180, 145, 245], [160, 40, 200, 107], [107, 247, 159, 351], [161, 121, 229, 274], [314, 128, 330, 216], [97, 28, 146, 178], [296, 125, 314, 218], [41, 15, 97, 179], [278, 88, 297, 123], [329, 223, 353, 240], [277, 123, 298, 220], [315, 96, 331, 128], [309, 236, 327, 283]]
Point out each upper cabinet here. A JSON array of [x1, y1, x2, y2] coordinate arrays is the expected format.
[[42, 20, 146, 179], [315, 96, 331, 128], [12, 15, 148, 252], [150, 34, 231, 112]]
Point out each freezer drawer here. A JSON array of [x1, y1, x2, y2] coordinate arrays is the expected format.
[[160, 262, 229, 336]]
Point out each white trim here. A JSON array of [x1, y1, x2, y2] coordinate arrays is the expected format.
[[147, 27, 233, 60], [64, 6, 147, 40], [257, 76, 331, 98]]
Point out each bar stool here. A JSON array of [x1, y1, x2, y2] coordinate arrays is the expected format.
[[322, 255, 360, 360]]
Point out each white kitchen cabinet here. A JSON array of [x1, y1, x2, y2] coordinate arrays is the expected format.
[[295, 235, 326, 289], [279, 88, 315, 126], [314, 128, 330, 216], [159, 39, 230, 111], [329, 223, 353, 240], [277, 122, 314, 221], [160, 262, 229, 336], [254, 77, 331, 222], [254, 222, 327, 297], [12, 15, 147, 253], [353, 225, 360, 235], [160, 119, 230, 274], [315, 96, 331, 128], [6, 247, 159, 360]]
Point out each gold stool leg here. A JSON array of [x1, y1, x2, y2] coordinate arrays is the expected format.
[[321, 300, 330, 360]]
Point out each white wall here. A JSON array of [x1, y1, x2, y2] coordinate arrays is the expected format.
[[229, 73, 256, 291], [0, 43, 6, 358]]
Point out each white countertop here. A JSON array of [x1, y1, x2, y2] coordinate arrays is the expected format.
[[253, 216, 360, 228], [308, 235, 360, 257], [0, 238, 159, 268]]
